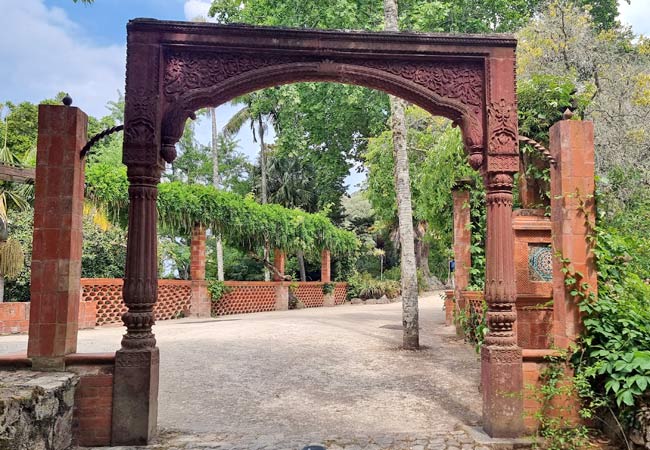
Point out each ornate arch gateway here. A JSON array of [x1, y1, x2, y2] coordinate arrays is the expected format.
[[117, 19, 522, 444]]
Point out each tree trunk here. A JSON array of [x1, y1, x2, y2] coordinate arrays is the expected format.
[[211, 108, 225, 281], [384, 0, 419, 350], [0, 275, 4, 303], [414, 221, 431, 289], [297, 251, 307, 282], [258, 117, 270, 281]]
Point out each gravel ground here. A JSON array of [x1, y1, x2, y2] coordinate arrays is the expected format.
[[1, 291, 498, 449]]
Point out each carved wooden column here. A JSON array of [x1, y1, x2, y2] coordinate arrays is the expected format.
[[480, 53, 523, 438], [112, 35, 164, 446]]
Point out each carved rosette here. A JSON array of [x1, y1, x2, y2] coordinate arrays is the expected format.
[[121, 165, 161, 351], [160, 49, 485, 157], [484, 172, 518, 349]]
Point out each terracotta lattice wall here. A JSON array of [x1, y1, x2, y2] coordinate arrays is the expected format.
[[333, 283, 347, 305], [81, 279, 192, 326], [294, 283, 326, 308], [212, 282, 277, 316]]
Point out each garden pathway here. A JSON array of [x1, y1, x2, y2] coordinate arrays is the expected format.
[[0, 291, 518, 449]]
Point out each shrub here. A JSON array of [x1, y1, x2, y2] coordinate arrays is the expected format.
[[347, 272, 401, 300], [207, 280, 232, 303]]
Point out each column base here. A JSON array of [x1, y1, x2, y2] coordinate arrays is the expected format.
[[323, 292, 335, 307], [275, 285, 288, 311], [111, 348, 159, 445], [190, 280, 212, 318], [31, 356, 66, 371], [481, 345, 524, 438]]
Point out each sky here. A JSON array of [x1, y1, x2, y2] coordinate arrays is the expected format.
[[0, 0, 648, 191]]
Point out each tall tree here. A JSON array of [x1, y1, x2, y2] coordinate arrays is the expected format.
[[211, 108, 225, 281], [384, 0, 419, 350], [223, 93, 275, 280]]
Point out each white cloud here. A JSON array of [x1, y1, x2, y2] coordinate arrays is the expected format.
[[619, 0, 650, 36], [184, 0, 215, 22], [0, 0, 125, 118]]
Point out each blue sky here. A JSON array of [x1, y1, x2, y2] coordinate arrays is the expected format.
[[0, 0, 648, 191]]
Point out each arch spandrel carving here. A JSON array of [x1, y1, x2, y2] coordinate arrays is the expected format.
[[158, 48, 487, 163]]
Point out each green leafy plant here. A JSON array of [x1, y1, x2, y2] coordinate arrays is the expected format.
[[322, 282, 335, 295], [527, 351, 592, 450], [207, 280, 232, 303], [347, 272, 401, 300], [453, 301, 487, 353]]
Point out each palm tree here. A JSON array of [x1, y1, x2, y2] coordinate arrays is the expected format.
[[267, 150, 315, 281], [210, 107, 225, 281], [223, 93, 276, 280], [384, 0, 420, 349]]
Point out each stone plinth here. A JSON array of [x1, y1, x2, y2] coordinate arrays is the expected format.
[[0, 370, 79, 450]]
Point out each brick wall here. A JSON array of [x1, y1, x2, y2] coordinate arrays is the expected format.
[[0, 302, 30, 334], [81, 279, 192, 325], [0, 301, 94, 335], [0, 280, 348, 333], [212, 282, 278, 316], [213, 281, 348, 316], [67, 354, 115, 447]]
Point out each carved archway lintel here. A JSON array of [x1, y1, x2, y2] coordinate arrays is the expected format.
[[159, 53, 486, 157]]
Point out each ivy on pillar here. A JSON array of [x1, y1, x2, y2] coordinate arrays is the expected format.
[[27, 104, 87, 371], [189, 224, 211, 318], [549, 118, 596, 349], [111, 37, 164, 446], [452, 179, 473, 304]]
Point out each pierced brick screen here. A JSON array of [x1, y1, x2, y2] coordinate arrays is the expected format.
[[334, 283, 347, 305], [212, 282, 277, 316], [81, 279, 192, 326], [82, 280, 125, 326], [294, 283, 325, 308]]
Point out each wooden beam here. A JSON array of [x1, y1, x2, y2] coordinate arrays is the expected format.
[[0, 164, 35, 183]]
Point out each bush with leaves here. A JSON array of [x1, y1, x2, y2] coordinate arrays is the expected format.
[[347, 272, 401, 300]]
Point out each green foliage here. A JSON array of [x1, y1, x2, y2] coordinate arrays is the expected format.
[[365, 109, 486, 285], [86, 168, 359, 259], [322, 282, 335, 295], [207, 280, 232, 302], [453, 301, 487, 353], [528, 352, 592, 450], [4, 207, 126, 302], [571, 224, 650, 417], [346, 272, 401, 300]]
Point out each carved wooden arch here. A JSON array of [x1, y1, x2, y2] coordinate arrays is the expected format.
[[116, 19, 523, 444], [160, 56, 486, 166]]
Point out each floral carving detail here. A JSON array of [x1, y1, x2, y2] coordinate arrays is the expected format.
[[164, 52, 297, 99], [364, 61, 483, 108], [488, 98, 518, 153], [162, 50, 484, 115]]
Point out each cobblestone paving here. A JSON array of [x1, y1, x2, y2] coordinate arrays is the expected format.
[[80, 428, 509, 450]]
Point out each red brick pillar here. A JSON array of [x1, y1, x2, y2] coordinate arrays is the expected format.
[[452, 184, 472, 302], [550, 119, 596, 349], [272, 249, 285, 281], [189, 224, 210, 318], [321, 249, 331, 282], [27, 104, 87, 371]]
